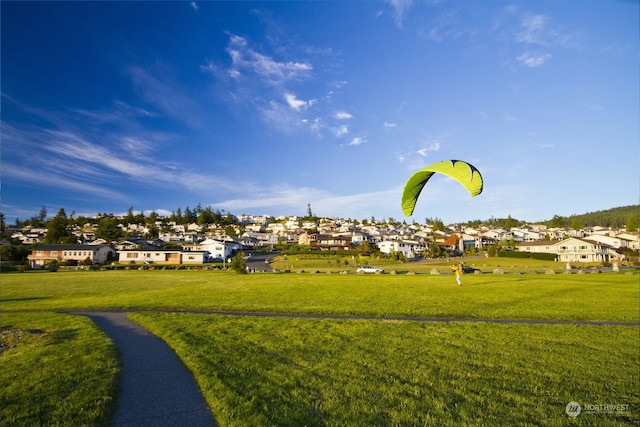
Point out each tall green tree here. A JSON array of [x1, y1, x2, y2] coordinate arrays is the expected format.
[[44, 208, 75, 243], [504, 215, 517, 229], [570, 217, 584, 230], [627, 213, 639, 232], [95, 216, 123, 241], [229, 251, 247, 274], [426, 217, 447, 232], [548, 215, 566, 228], [37, 205, 47, 225]]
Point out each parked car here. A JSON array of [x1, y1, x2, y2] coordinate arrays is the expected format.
[[450, 264, 480, 273], [357, 265, 385, 274]]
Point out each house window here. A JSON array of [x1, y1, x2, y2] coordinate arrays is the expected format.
[[127, 253, 138, 259]]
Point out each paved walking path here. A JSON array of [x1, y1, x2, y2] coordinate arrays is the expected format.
[[72, 311, 217, 427], [71, 309, 638, 426]]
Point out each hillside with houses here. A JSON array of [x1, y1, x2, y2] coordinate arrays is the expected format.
[[1, 206, 638, 270]]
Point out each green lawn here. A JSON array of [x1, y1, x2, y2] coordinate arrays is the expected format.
[[0, 312, 119, 427], [1, 268, 638, 426], [2, 269, 638, 322], [132, 313, 640, 427]]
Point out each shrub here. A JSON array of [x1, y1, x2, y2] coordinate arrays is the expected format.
[[498, 251, 529, 258], [45, 260, 59, 272], [530, 253, 557, 261]]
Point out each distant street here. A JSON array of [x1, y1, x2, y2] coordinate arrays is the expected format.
[[244, 252, 275, 272]]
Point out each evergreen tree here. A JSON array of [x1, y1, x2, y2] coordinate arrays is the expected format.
[[44, 208, 74, 243], [96, 215, 123, 241], [37, 205, 47, 225], [570, 217, 584, 230]]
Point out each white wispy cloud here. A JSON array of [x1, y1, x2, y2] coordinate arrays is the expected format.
[[2, 162, 127, 201], [127, 64, 202, 128], [1, 104, 239, 203], [190, 2, 198, 11], [284, 92, 316, 111], [215, 184, 402, 220], [226, 34, 312, 84], [516, 52, 551, 67], [384, 121, 398, 128], [397, 140, 441, 170], [423, 9, 465, 42], [515, 13, 548, 45], [348, 136, 366, 146], [334, 111, 353, 120], [386, 0, 413, 29], [416, 141, 440, 156], [334, 124, 349, 137]]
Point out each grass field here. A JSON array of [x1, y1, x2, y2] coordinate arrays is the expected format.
[[132, 313, 639, 427], [0, 312, 119, 426], [1, 262, 638, 426]]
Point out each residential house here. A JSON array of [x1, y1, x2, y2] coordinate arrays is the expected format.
[[442, 235, 462, 254], [617, 233, 640, 250], [377, 240, 425, 258], [183, 238, 238, 261], [309, 234, 352, 251], [28, 244, 115, 268], [11, 231, 45, 245], [554, 237, 611, 263], [583, 234, 622, 249], [118, 249, 207, 265], [114, 239, 165, 251], [517, 240, 557, 255], [517, 237, 611, 263], [298, 232, 311, 246], [243, 232, 279, 246]]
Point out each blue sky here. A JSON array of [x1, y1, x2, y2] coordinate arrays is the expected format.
[[2, 1, 638, 224]]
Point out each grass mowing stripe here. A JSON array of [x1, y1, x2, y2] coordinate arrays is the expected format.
[[0, 312, 119, 427], [131, 313, 639, 427]]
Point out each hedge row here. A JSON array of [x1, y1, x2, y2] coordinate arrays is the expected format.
[[498, 251, 556, 261]]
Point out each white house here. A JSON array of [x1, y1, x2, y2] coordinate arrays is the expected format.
[[554, 237, 610, 263], [582, 234, 622, 249], [517, 240, 556, 255], [118, 249, 207, 265], [517, 237, 612, 263], [377, 240, 425, 258], [183, 238, 237, 261], [617, 233, 640, 250]]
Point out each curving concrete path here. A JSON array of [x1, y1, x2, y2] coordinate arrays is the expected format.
[[73, 311, 217, 427]]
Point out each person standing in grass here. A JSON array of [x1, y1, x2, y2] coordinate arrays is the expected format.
[[455, 263, 463, 286]]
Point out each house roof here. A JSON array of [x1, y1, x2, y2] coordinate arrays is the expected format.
[[517, 240, 555, 247], [444, 235, 459, 245], [32, 244, 112, 251]]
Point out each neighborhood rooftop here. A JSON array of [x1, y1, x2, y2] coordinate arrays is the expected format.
[[5, 212, 638, 268]]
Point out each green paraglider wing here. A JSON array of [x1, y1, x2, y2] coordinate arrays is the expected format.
[[401, 160, 483, 217]]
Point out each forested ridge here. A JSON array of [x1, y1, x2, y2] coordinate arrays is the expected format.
[[540, 205, 639, 229]]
